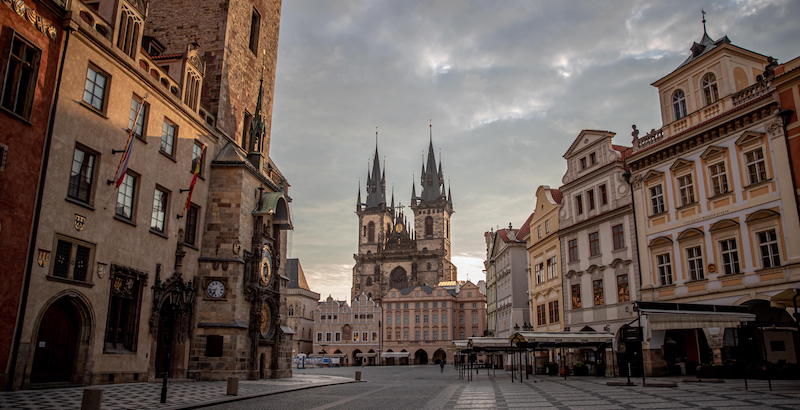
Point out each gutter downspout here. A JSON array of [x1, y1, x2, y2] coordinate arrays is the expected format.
[[7, 22, 72, 390], [778, 109, 800, 222]]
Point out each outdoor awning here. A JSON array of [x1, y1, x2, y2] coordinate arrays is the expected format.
[[452, 340, 469, 348], [510, 331, 614, 345], [770, 288, 800, 309], [356, 352, 377, 358], [468, 337, 511, 349], [380, 352, 410, 358], [636, 302, 756, 331]]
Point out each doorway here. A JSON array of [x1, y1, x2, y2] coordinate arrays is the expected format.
[[414, 349, 428, 365], [155, 306, 177, 377], [31, 298, 82, 383]]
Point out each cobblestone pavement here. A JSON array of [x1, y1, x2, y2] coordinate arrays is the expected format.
[[0, 374, 354, 409], [205, 366, 800, 410]]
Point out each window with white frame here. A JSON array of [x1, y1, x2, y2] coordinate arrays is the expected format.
[[546, 256, 557, 279], [757, 229, 780, 268], [745, 148, 767, 185], [720, 238, 741, 275], [672, 89, 687, 120], [650, 184, 665, 214], [702, 72, 719, 105], [657, 253, 673, 286], [599, 184, 608, 205], [535, 262, 544, 284], [587, 189, 595, 211], [149, 186, 169, 233], [677, 174, 695, 206], [708, 162, 729, 195], [686, 246, 704, 281], [544, 219, 550, 233], [575, 194, 583, 215], [115, 172, 137, 221]]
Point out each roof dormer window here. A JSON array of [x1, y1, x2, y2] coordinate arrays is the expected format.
[[116, 4, 143, 59], [702, 72, 719, 105], [672, 89, 687, 120]]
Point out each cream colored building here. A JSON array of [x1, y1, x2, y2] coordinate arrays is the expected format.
[[312, 294, 382, 366], [286, 259, 320, 356], [628, 29, 800, 375], [484, 226, 529, 339], [527, 186, 564, 332]]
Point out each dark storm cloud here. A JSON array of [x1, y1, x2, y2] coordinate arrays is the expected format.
[[270, 0, 800, 301]]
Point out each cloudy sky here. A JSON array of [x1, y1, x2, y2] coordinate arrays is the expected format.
[[269, 0, 800, 302]]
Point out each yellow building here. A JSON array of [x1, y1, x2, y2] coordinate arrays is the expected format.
[[628, 29, 800, 376], [527, 186, 564, 332]]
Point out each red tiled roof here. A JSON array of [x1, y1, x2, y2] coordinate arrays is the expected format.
[[516, 212, 535, 239], [150, 53, 184, 61], [550, 188, 563, 204], [612, 144, 633, 161]]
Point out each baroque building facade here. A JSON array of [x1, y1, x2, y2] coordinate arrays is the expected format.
[[484, 224, 530, 339], [312, 294, 382, 366], [628, 29, 800, 376], [527, 185, 564, 333], [351, 132, 456, 302], [8, 0, 293, 389]]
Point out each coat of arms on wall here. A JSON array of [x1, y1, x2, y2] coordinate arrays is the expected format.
[[74, 214, 86, 231], [36, 249, 50, 267]]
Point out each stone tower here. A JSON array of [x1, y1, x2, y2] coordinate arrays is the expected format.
[[352, 129, 456, 302], [410, 128, 456, 284]]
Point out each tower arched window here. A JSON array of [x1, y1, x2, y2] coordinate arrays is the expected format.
[[367, 221, 375, 242], [425, 216, 433, 238], [672, 89, 687, 120], [702, 73, 719, 105]]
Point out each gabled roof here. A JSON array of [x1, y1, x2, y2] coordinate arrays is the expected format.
[[516, 212, 535, 240], [563, 130, 616, 159], [612, 144, 633, 161], [677, 32, 730, 69], [550, 188, 563, 204], [286, 258, 310, 291]]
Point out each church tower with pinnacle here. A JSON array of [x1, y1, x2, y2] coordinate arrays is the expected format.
[[352, 127, 456, 303]]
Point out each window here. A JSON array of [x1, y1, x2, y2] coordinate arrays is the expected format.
[[617, 274, 630, 302], [544, 220, 550, 233], [205, 335, 223, 357], [83, 65, 108, 111], [548, 301, 559, 323], [757, 229, 781, 268], [709, 162, 729, 195], [568, 239, 578, 262], [534, 262, 544, 284], [589, 152, 597, 165], [471, 314, 477, 324], [589, 232, 600, 257], [150, 186, 169, 233], [1, 32, 40, 119], [414, 330, 420, 340], [592, 279, 604, 306], [424, 314, 429, 323], [425, 216, 433, 237], [657, 253, 673, 286], [115, 172, 137, 221], [587, 189, 595, 210], [536, 305, 546, 326], [720, 238, 740, 275], [702, 72, 719, 105], [184, 72, 201, 111], [248, 8, 261, 53], [441, 312, 447, 323], [327, 332, 332, 341], [650, 184, 665, 214], [116, 6, 142, 58], [184, 204, 200, 246], [546, 257, 557, 279], [686, 246, 704, 281], [335, 333, 341, 342], [432, 313, 438, 323], [580, 157, 587, 170], [104, 266, 144, 353], [415, 314, 419, 324], [672, 89, 687, 120], [612, 224, 625, 250], [160, 119, 177, 156], [536, 225, 541, 239], [316, 333, 322, 342], [362, 331, 368, 341], [192, 141, 205, 176], [575, 194, 583, 214], [745, 148, 767, 185], [68, 145, 97, 204], [127, 96, 148, 138], [599, 184, 608, 205], [51, 237, 94, 282], [677, 174, 695, 206], [571, 284, 581, 309]]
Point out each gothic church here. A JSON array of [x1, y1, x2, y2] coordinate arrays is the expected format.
[[352, 130, 456, 302]]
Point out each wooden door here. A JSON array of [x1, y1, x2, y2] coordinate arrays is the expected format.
[[31, 300, 80, 383]]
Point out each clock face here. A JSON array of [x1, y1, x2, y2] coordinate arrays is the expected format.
[[259, 304, 272, 337], [207, 280, 225, 299], [260, 247, 272, 285], [395, 222, 404, 233]]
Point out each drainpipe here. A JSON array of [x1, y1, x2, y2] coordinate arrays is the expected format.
[[778, 109, 800, 222], [7, 22, 72, 390]]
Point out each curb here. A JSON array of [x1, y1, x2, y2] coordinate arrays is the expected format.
[[165, 379, 358, 410]]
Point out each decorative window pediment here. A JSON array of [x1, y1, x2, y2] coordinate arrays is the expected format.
[[709, 218, 739, 232], [745, 209, 780, 224], [608, 258, 631, 268], [735, 131, 766, 146], [669, 158, 694, 172], [677, 227, 704, 241], [643, 170, 664, 182], [648, 236, 673, 248], [700, 145, 728, 160]]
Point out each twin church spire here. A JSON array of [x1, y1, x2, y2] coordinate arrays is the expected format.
[[356, 125, 453, 212]]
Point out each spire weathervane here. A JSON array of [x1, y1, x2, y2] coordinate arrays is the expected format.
[[702, 9, 707, 35]]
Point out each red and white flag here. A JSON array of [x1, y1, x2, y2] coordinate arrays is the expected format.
[[184, 145, 206, 213], [112, 100, 144, 188]]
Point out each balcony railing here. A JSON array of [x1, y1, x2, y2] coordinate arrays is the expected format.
[[732, 81, 771, 107]]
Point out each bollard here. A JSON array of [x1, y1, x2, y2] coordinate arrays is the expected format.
[[226, 377, 239, 396], [355, 371, 362, 381], [81, 388, 102, 410]]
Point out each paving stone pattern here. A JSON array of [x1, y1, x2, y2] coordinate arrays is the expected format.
[[0, 374, 354, 410]]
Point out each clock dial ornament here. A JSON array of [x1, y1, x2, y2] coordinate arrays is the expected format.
[[260, 246, 272, 285], [395, 222, 404, 233], [259, 303, 272, 337], [206, 280, 225, 298]]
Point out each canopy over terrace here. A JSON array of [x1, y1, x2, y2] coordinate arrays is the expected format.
[[509, 331, 614, 348], [635, 301, 756, 330], [380, 352, 410, 358]]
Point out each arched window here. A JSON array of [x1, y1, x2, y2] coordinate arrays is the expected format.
[[367, 221, 375, 242], [288, 305, 294, 316], [672, 89, 687, 120], [116, 5, 142, 59], [702, 73, 719, 105], [425, 216, 433, 237]]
